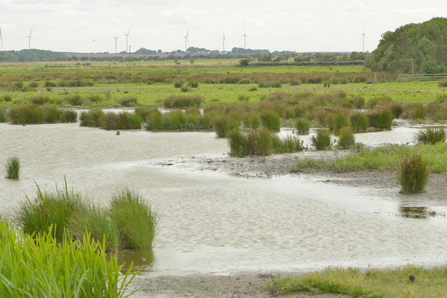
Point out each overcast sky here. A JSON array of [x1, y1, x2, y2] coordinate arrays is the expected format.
[[0, 0, 445, 54]]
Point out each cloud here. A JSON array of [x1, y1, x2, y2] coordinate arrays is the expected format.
[[161, 7, 202, 24]]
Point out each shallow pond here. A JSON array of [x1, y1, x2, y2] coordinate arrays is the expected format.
[[1, 123, 447, 275]]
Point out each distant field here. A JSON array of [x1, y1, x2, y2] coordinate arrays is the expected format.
[[0, 59, 445, 108]]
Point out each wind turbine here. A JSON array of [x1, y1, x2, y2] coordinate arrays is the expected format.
[[114, 35, 120, 53], [184, 29, 190, 52], [0, 27, 3, 50], [242, 23, 248, 49], [361, 23, 369, 53], [27, 26, 33, 49], [222, 29, 225, 54], [125, 27, 131, 53]]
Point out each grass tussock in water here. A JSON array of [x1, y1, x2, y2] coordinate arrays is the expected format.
[[398, 154, 430, 193], [111, 188, 157, 249], [337, 127, 355, 149], [416, 127, 446, 145], [0, 222, 137, 298], [296, 143, 447, 173], [265, 265, 447, 297], [229, 129, 304, 156], [5, 156, 20, 179], [311, 130, 332, 150], [295, 118, 310, 135]]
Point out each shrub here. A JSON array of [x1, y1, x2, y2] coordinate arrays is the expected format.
[[398, 154, 430, 194], [238, 78, 251, 85], [366, 96, 392, 109], [44, 81, 56, 87], [2, 94, 12, 102], [416, 128, 446, 145], [188, 80, 199, 88], [85, 94, 102, 103], [111, 188, 157, 249], [249, 87, 258, 92], [296, 118, 310, 135], [0, 107, 7, 122], [258, 81, 282, 88], [338, 127, 355, 149], [41, 105, 61, 123], [174, 81, 184, 88], [368, 109, 393, 129], [311, 130, 332, 150], [144, 109, 163, 130], [213, 115, 237, 137], [260, 110, 281, 130], [5, 156, 20, 179], [350, 111, 369, 131], [64, 94, 83, 106], [120, 96, 137, 107], [7, 105, 44, 124], [27, 81, 39, 88], [29, 95, 50, 105], [101, 112, 143, 130], [389, 101, 404, 118], [238, 95, 250, 102]]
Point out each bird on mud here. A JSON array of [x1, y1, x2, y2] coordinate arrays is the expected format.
[[409, 274, 415, 283]]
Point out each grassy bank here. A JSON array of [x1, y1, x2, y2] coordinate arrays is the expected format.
[[266, 265, 447, 298], [0, 221, 138, 298], [296, 143, 447, 173]]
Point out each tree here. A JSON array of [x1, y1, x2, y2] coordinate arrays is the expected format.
[[239, 58, 251, 66]]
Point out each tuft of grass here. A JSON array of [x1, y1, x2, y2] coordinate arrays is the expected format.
[[368, 108, 393, 129], [416, 127, 446, 145], [311, 130, 332, 150], [338, 127, 355, 149], [120, 96, 137, 107], [79, 109, 105, 127], [266, 265, 447, 297], [398, 154, 430, 194], [328, 113, 348, 135], [243, 111, 260, 129], [350, 111, 369, 131], [111, 188, 157, 249], [0, 222, 138, 298], [163, 95, 203, 108], [101, 112, 143, 130], [5, 156, 20, 179], [60, 110, 78, 123], [260, 110, 281, 131], [296, 118, 310, 135], [14, 178, 85, 242]]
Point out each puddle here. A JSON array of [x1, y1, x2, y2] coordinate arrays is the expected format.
[[116, 249, 155, 273]]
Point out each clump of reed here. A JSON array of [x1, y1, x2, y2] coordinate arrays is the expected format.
[[327, 113, 348, 135], [7, 105, 66, 124], [29, 95, 50, 105], [5, 156, 20, 179], [63, 94, 83, 106], [366, 96, 392, 109], [0, 222, 137, 298], [337, 127, 355, 149], [351, 96, 365, 109], [296, 118, 310, 135], [368, 108, 393, 129], [416, 127, 446, 145], [60, 110, 78, 122], [258, 81, 282, 88], [213, 114, 239, 137], [311, 130, 332, 150], [349, 111, 369, 131], [229, 129, 303, 156], [163, 95, 203, 108], [410, 103, 426, 119], [0, 107, 7, 122], [243, 111, 261, 129], [260, 110, 281, 131], [398, 154, 430, 194], [101, 112, 143, 130], [111, 188, 157, 249], [79, 109, 105, 127], [145, 109, 213, 131]]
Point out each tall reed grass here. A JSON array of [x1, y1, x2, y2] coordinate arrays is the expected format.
[[163, 95, 203, 108], [398, 154, 430, 193], [338, 127, 355, 149], [5, 156, 20, 179], [111, 188, 157, 249], [311, 130, 332, 150], [296, 118, 310, 135], [260, 110, 281, 131], [416, 127, 447, 145], [0, 222, 138, 298]]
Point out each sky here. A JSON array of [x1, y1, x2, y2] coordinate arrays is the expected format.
[[0, 0, 446, 54]]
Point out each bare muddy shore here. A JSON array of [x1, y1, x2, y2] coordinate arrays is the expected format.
[[127, 271, 354, 298]]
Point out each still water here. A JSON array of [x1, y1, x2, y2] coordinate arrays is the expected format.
[[1, 123, 447, 275]]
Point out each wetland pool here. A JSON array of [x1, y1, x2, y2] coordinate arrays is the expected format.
[[1, 122, 446, 275]]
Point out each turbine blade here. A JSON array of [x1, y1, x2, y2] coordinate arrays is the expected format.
[[30, 26, 33, 37], [127, 26, 132, 35], [186, 28, 189, 38], [222, 28, 225, 37]]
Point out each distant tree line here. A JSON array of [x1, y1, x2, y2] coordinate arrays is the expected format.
[[0, 49, 67, 62], [365, 17, 447, 74]]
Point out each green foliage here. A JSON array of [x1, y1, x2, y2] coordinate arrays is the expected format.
[[366, 96, 392, 109], [64, 94, 83, 106], [398, 154, 430, 193], [238, 94, 250, 102], [416, 127, 447, 144], [213, 115, 238, 137], [119, 96, 137, 107], [365, 17, 447, 74], [351, 96, 365, 109], [80, 109, 105, 127], [338, 127, 355, 149], [29, 95, 50, 105], [260, 110, 281, 130], [258, 81, 282, 88], [5, 156, 20, 179], [111, 188, 157, 249], [295, 118, 310, 135], [101, 112, 143, 130], [60, 110, 78, 123], [0, 222, 138, 298], [350, 111, 369, 131], [410, 103, 426, 119], [0, 107, 7, 122], [311, 130, 332, 150], [6, 105, 67, 124], [239, 58, 251, 66], [328, 113, 348, 134], [243, 111, 260, 129], [266, 265, 447, 297]]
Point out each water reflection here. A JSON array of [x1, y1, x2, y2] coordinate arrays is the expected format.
[[399, 206, 430, 219], [116, 249, 155, 273]]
